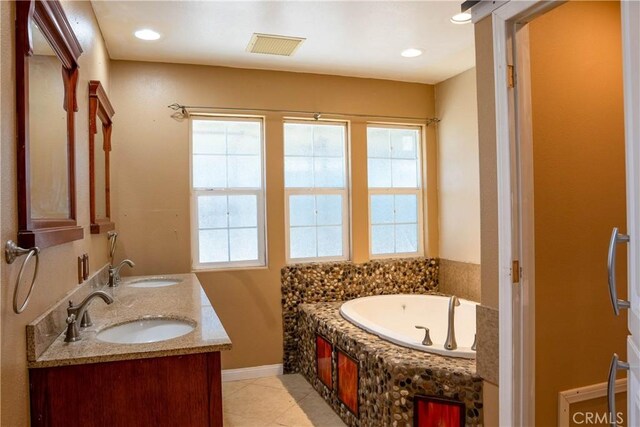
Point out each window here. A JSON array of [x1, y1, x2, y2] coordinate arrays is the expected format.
[[367, 125, 423, 257], [284, 121, 349, 262], [190, 117, 265, 269]]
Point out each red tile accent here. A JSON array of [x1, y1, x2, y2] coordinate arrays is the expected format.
[[337, 350, 359, 416], [316, 335, 333, 389], [414, 395, 465, 427]]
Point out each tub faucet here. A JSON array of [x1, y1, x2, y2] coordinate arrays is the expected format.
[[65, 290, 114, 342], [444, 296, 460, 350], [109, 259, 135, 287]]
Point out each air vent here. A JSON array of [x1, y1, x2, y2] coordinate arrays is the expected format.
[[246, 33, 305, 56]]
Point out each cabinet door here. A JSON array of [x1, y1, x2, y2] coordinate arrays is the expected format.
[[30, 352, 222, 427], [622, 2, 640, 426]]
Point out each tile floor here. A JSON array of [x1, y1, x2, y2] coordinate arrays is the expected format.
[[223, 374, 347, 427]]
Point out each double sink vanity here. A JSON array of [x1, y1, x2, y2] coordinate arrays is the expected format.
[[11, 1, 232, 425], [26, 271, 231, 427]]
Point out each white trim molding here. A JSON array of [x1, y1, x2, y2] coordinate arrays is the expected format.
[[491, 1, 561, 426], [221, 363, 284, 382], [558, 379, 627, 427], [471, 0, 508, 23]]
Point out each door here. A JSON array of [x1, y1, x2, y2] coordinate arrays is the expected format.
[[620, 2, 640, 425]]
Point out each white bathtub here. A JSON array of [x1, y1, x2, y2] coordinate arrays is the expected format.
[[339, 294, 477, 359]]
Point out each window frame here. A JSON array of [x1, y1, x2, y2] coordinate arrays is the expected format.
[[189, 115, 267, 271], [367, 123, 425, 259], [283, 119, 351, 264]]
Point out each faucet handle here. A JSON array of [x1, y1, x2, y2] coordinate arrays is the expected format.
[[471, 334, 477, 351], [65, 314, 80, 342], [415, 325, 433, 346]]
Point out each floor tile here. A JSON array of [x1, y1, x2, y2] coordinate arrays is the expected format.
[[223, 379, 254, 398], [223, 374, 346, 427], [253, 374, 315, 401], [224, 383, 297, 422]]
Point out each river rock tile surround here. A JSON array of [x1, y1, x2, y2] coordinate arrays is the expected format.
[[281, 258, 483, 426], [282, 258, 439, 373], [297, 303, 483, 426]]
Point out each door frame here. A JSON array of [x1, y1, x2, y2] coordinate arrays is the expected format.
[[478, 1, 563, 426], [481, 0, 638, 425]]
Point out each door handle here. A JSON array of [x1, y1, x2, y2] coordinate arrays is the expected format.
[[607, 353, 629, 427], [607, 227, 630, 315]]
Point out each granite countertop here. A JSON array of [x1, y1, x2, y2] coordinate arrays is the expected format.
[[27, 273, 232, 369]]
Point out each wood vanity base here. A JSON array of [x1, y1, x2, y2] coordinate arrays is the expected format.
[[29, 351, 222, 427]]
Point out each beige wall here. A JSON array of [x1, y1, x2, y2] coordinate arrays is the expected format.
[[475, 16, 499, 311], [474, 14, 500, 427], [0, 2, 111, 425], [529, 3, 627, 425], [110, 61, 438, 369], [435, 67, 481, 265]]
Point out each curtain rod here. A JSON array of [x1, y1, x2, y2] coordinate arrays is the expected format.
[[168, 103, 441, 126]]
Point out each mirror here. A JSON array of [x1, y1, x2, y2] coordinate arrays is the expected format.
[[89, 80, 115, 233], [16, 0, 83, 248], [29, 21, 69, 219], [95, 124, 106, 219]]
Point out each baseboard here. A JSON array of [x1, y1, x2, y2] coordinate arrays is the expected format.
[[558, 378, 627, 427], [222, 363, 284, 382]]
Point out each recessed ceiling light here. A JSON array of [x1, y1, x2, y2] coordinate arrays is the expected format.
[[134, 29, 161, 41], [401, 48, 423, 58], [451, 12, 472, 24]]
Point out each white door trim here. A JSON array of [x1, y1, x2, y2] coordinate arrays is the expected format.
[[490, 2, 562, 426], [493, 0, 640, 424]]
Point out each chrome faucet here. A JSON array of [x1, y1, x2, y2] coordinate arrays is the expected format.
[[444, 295, 460, 350], [108, 259, 135, 287], [65, 290, 114, 342]]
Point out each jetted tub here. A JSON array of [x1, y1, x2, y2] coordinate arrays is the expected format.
[[339, 294, 478, 359]]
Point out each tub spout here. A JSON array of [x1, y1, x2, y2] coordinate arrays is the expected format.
[[444, 296, 460, 350]]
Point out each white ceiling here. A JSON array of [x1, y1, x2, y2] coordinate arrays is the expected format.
[[91, 1, 475, 85]]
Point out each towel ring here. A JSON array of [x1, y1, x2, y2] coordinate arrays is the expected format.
[[5, 240, 40, 314]]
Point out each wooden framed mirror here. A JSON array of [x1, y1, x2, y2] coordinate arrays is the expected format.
[[16, 0, 84, 248], [89, 81, 115, 234]]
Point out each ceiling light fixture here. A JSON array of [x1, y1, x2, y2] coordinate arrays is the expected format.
[[450, 12, 472, 24], [401, 48, 422, 58], [134, 29, 161, 41]]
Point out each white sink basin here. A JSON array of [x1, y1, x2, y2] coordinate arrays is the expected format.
[[128, 278, 182, 288], [97, 317, 195, 344]]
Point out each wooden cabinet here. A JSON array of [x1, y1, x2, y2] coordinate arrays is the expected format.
[[29, 352, 222, 427]]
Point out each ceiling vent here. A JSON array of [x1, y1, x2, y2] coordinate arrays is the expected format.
[[246, 33, 305, 56]]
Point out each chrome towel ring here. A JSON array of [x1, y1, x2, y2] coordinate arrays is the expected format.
[[5, 240, 40, 314]]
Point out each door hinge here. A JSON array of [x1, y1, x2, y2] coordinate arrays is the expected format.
[[512, 260, 520, 284], [507, 65, 515, 88]]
